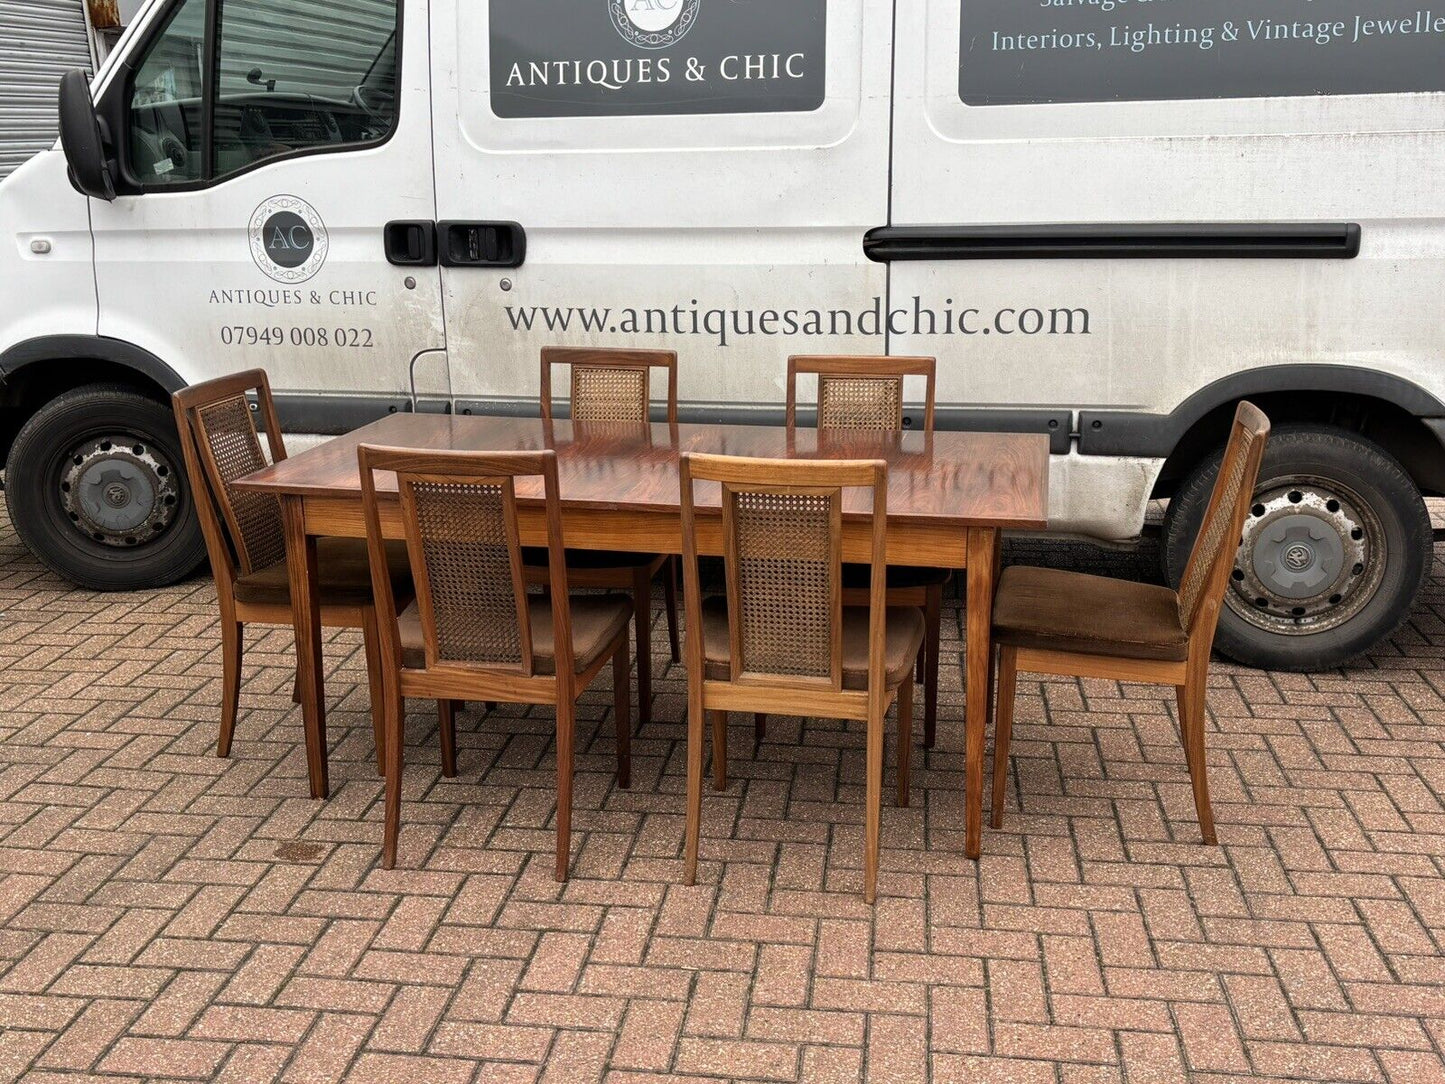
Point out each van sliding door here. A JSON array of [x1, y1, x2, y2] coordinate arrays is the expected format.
[[887, 0, 1445, 541], [430, 0, 892, 418]]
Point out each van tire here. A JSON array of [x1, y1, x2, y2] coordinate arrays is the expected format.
[[1162, 424, 1430, 672], [6, 384, 207, 591]]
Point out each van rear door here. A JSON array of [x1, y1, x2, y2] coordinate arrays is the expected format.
[[431, 0, 891, 416]]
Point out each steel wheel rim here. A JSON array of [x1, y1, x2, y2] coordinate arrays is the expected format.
[[1228, 475, 1385, 636], [58, 434, 181, 549]]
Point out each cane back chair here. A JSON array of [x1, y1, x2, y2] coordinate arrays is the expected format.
[[991, 401, 1271, 843], [172, 372, 410, 783], [679, 452, 925, 903], [770, 355, 949, 749], [359, 446, 633, 877], [531, 346, 681, 728]]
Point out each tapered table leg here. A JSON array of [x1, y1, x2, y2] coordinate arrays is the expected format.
[[964, 526, 1000, 859], [282, 496, 328, 799]]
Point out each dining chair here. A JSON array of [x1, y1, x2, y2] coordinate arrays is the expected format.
[[772, 354, 950, 749], [990, 401, 1271, 843], [679, 452, 925, 903], [172, 370, 410, 772], [532, 346, 681, 727], [358, 445, 633, 877]]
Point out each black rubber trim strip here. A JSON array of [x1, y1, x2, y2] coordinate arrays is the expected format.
[[270, 393, 411, 435], [0, 335, 185, 392], [1077, 365, 1445, 457], [864, 223, 1361, 262], [453, 398, 1071, 453]]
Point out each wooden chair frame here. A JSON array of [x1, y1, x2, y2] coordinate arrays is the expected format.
[[780, 354, 947, 750], [533, 347, 682, 726], [358, 446, 630, 878], [680, 452, 911, 904], [785, 354, 937, 434], [173, 370, 388, 777], [991, 402, 1271, 844], [540, 346, 679, 425]]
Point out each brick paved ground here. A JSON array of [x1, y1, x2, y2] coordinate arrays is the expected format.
[[1, 496, 1442, 1084]]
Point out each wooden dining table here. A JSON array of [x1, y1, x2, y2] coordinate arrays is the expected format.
[[233, 413, 1049, 859]]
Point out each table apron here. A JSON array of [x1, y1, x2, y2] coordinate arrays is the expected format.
[[301, 496, 970, 569]]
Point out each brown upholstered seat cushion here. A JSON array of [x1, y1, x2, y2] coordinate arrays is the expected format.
[[522, 547, 663, 572], [699, 597, 924, 690], [397, 594, 631, 673], [841, 563, 951, 592], [234, 538, 411, 608], [992, 565, 1189, 662]]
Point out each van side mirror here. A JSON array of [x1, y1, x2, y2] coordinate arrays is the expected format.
[[58, 69, 116, 202]]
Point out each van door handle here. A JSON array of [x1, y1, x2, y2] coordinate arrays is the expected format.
[[384, 220, 437, 266], [438, 221, 526, 268]]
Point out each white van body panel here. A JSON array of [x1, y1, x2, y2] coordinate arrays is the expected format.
[[432, 0, 892, 410], [0, 151, 96, 354], [889, 0, 1445, 422]]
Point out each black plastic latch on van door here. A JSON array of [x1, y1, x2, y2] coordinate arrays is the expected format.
[[384, 221, 437, 266], [438, 221, 526, 268]]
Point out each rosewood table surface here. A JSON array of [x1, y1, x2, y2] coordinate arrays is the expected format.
[[235, 413, 1050, 859]]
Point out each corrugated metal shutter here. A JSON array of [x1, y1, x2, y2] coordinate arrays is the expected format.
[[0, 0, 93, 180]]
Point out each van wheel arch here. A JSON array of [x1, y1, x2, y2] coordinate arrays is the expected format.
[[0, 336, 184, 461], [1150, 369, 1445, 500]]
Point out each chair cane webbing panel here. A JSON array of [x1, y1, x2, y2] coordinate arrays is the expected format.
[[196, 394, 286, 574], [571, 367, 649, 424], [731, 490, 835, 679], [1178, 418, 1265, 629], [408, 481, 525, 666], [817, 376, 904, 432]]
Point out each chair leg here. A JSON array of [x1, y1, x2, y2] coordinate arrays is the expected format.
[[923, 584, 942, 749], [614, 639, 631, 790], [219, 619, 242, 758], [990, 646, 1017, 830], [381, 682, 405, 869], [710, 711, 728, 791], [896, 678, 913, 809], [631, 567, 653, 728], [290, 669, 301, 704], [361, 612, 386, 776], [437, 700, 458, 779], [684, 698, 705, 885], [1176, 686, 1196, 776], [555, 697, 575, 882], [1177, 680, 1217, 845], [864, 701, 884, 905], [663, 557, 682, 664]]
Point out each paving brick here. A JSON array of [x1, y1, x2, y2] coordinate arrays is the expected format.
[[0, 504, 1441, 1084]]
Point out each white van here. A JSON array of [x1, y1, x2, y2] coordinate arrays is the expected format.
[[1, 0, 1441, 671]]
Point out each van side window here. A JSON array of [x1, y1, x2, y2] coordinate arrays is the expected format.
[[124, 0, 400, 188], [128, 0, 207, 184]]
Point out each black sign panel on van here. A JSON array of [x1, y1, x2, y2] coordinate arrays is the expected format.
[[489, 0, 826, 117], [959, 0, 1445, 105]]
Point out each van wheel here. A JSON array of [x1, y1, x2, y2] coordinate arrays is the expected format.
[[1162, 425, 1430, 672], [6, 384, 207, 591]]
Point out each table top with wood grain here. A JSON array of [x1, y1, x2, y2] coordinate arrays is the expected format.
[[234, 414, 1049, 530]]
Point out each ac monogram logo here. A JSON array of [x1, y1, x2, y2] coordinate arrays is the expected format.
[[609, 0, 700, 49], [249, 196, 329, 284]]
